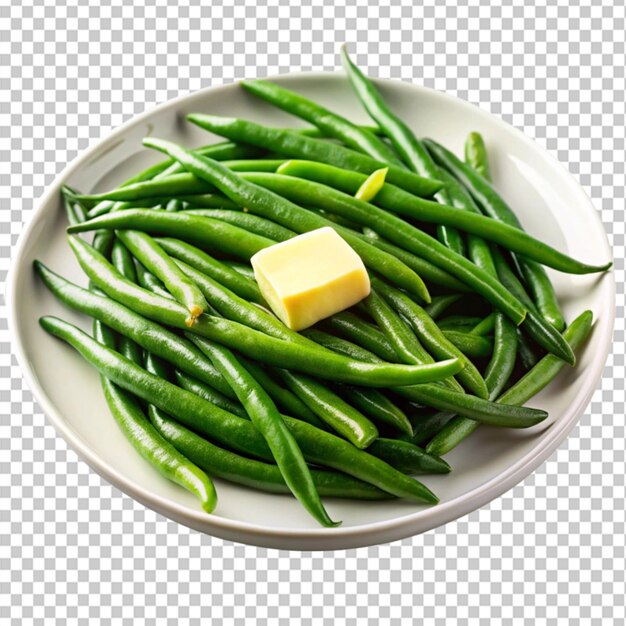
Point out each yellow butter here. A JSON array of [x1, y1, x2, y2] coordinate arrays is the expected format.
[[251, 227, 371, 331]]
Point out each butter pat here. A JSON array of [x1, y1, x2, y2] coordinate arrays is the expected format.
[[251, 227, 371, 331]]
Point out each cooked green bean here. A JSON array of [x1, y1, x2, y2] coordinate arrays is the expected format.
[[372, 277, 489, 399], [278, 369, 379, 449], [155, 238, 264, 304], [92, 324, 217, 513], [115, 230, 208, 324], [491, 247, 575, 365], [319, 311, 401, 363], [469, 312, 497, 336], [464, 132, 491, 181], [425, 138, 568, 330], [340, 46, 466, 256], [184, 209, 296, 242], [68, 209, 275, 261], [410, 410, 457, 446], [110, 239, 144, 365], [366, 438, 451, 475], [360, 230, 471, 292], [424, 295, 463, 320], [365, 288, 432, 365], [237, 358, 323, 426], [187, 114, 442, 198], [338, 385, 413, 436], [174, 370, 247, 418], [36, 261, 239, 399], [499, 311, 592, 404], [483, 313, 518, 398], [517, 330, 541, 370], [442, 330, 493, 359], [301, 319, 546, 427], [241, 79, 405, 165], [74, 173, 215, 205]]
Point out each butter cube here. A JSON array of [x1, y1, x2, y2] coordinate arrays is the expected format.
[[251, 227, 371, 331]]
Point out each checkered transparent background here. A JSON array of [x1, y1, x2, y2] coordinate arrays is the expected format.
[[2, 1, 625, 624]]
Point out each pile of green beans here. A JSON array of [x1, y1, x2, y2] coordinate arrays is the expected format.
[[37, 53, 608, 527]]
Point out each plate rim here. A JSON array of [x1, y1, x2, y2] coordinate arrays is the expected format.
[[6, 71, 616, 550]]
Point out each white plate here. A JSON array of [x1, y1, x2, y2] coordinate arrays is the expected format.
[[7, 73, 614, 550]]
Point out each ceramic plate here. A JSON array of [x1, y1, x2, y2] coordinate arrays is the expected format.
[[7, 73, 614, 550]]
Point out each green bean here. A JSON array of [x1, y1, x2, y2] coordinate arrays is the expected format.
[[123, 141, 266, 186], [155, 238, 264, 304], [63, 192, 88, 226], [274, 160, 610, 276], [394, 382, 546, 428], [410, 411, 457, 447], [165, 199, 183, 212], [314, 316, 465, 394], [187, 114, 443, 198], [361, 232, 470, 292], [499, 311, 592, 404], [64, 239, 462, 387], [115, 230, 208, 324], [184, 209, 296, 242], [517, 330, 541, 370], [222, 260, 256, 282], [425, 139, 569, 330], [172, 193, 239, 209], [222, 158, 286, 172], [150, 410, 393, 500], [241, 80, 405, 166], [110, 239, 144, 365], [437, 316, 484, 333], [338, 385, 413, 436], [140, 138, 431, 301], [68, 209, 275, 260], [372, 277, 489, 399], [85, 198, 164, 219], [433, 167, 497, 276], [424, 294, 463, 320], [174, 370, 247, 418], [319, 311, 400, 362], [340, 46, 466, 256], [73, 173, 214, 205], [365, 288, 432, 364], [355, 168, 389, 201], [92, 321, 217, 513], [236, 359, 323, 427], [366, 438, 451, 475], [187, 335, 338, 527], [245, 170, 527, 324], [426, 310, 592, 455], [483, 313, 519, 398], [442, 331, 493, 359], [277, 370, 379, 449], [491, 247, 575, 365], [465, 132, 491, 181], [302, 328, 385, 363], [469, 312, 497, 336]]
